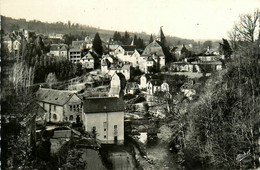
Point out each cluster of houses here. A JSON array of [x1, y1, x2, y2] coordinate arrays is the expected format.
[[3, 27, 226, 148], [2, 28, 36, 59]]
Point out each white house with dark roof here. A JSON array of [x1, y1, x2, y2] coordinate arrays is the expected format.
[[109, 73, 126, 98], [80, 52, 95, 69], [139, 40, 166, 73], [36, 88, 82, 123], [147, 80, 163, 95], [139, 74, 159, 89], [114, 45, 137, 64], [82, 97, 125, 144], [49, 44, 68, 58], [108, 64, 131, 81]]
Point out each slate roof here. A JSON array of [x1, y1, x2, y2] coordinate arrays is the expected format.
[[121, 45, 136, 51], [142, 40, 164, 56], [82, 52, 94, 60], [83, 97, 125, 113], [36, 88, 79, 106], [147, 56, 155, 62]]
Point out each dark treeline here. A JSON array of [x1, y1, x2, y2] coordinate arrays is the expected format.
[[112, 31, 145, 49], [1, 15, 199, 46]]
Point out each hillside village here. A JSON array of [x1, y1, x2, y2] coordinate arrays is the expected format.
[[1, 13, 260, 169]]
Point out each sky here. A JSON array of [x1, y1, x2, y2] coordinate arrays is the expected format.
[[0, 0, 259, 40]]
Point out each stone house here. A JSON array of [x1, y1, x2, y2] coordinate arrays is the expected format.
[[36, 88, 82, 123], [80, 52, 95, 69], [82, 97, 125, 144]]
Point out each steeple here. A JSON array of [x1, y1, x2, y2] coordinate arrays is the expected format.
[[131, 39, 134, 46], [157, 26, 166, 45]]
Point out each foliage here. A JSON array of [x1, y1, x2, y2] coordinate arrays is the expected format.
[[122, 31, 131, 45], [93, 32, 103, 55], [62, 149, 88, 169], [171, 39, 260, 169], [46, 72, 57, 88]]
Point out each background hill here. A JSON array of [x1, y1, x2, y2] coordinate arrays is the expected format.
[[1, 15, 200, 46]]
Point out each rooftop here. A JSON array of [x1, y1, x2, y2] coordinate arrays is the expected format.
[[36, 88, 79, 106], [121, 45, 136, 52], [83, 97, 125, 113]]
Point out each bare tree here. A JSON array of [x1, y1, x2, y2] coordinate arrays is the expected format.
[[230, 9, 259, 44]]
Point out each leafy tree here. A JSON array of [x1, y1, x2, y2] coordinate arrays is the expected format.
[[122, 31, 131, 45], [136, 37, 145, 49], [219, 38, 232, 60], [92, 32, 103, 55], [45, 72, 57, 88], [112, 31, 122, 42], [133, 34, 138, 45]]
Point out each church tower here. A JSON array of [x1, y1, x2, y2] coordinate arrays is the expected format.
[[157, 26, 166, 46]]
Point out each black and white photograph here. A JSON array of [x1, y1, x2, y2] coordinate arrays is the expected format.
[[0, 0, 260, 169]]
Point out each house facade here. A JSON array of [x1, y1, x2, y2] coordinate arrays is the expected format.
[[82, 97, 125, 144], [49, 44, 68, 58], [139, 40, 166, 73], [108, 64, 131, 81], [36, 88, 82, 123], [139, 74, 158, 89], [147, 80, 163, 95], [69, 48, 82, 63], [109, 72, 126, 97], [80, 52, 95, 69]]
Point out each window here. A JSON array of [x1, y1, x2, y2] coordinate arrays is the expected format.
[[114, 125, 117, 129], [54, 105, 56, 111], [69, 115, 73, 121], [70, 105, 72, 111], [104, 128, 106, 131], [104, 135, 107, 139], [53, 114, 57, 120], [49, 104, 52, 111]]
